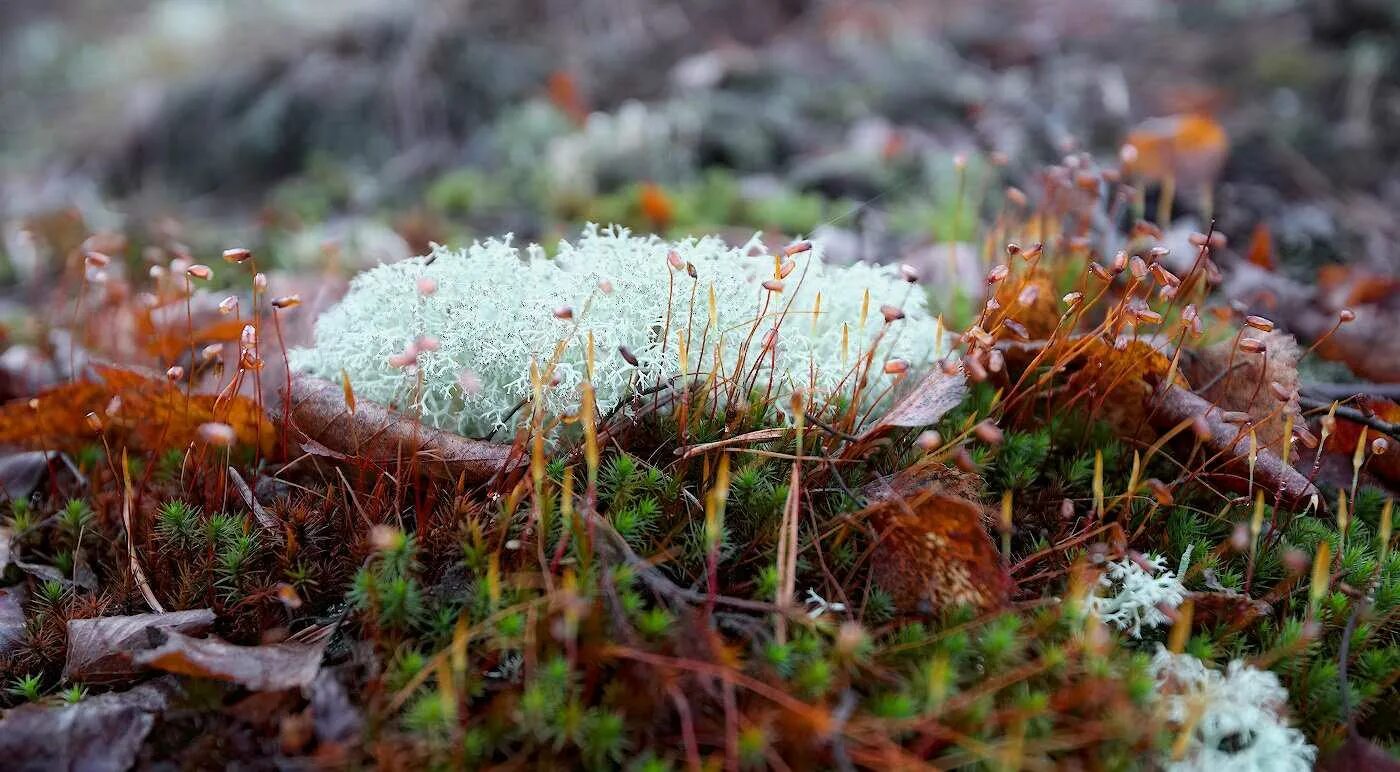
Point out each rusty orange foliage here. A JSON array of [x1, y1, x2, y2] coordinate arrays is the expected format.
[[0, 364, 273, 454], [142, 316, 248, 361], [1124, 112, 1227, 185], [992, 273, 1061, 340], [1327, 397, 1400, 489], [1054, 336, 1180, 397], [638, 182, 674, 229], [1245, 223, 1275, 270], [547, 70, 588, 125]]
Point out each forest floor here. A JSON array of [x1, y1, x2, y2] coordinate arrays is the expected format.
[[0, 1, 1398, 769]]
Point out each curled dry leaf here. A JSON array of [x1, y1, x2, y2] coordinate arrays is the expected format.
[[282, 373, 520, 484], [64, 609, 216, 683], [861, 489, 1013, 614], [134, 627, 328, 692], [1147, 382, 1319, 511], [1183, 329, 1301, 455], [1225, 262, 1400, 382], [0, 677, 183, 772], [860, 365, 967, 440], [999, 334, 1185, 440]]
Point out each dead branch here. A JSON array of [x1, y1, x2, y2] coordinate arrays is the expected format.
[[280, 373, 520, 485]]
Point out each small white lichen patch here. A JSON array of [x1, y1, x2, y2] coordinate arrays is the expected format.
[[291, 224, 948, 438], [1150, 647, 1315, 772], [1091, 547, 1190, 638]]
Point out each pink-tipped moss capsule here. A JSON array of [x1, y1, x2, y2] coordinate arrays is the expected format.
[[198, 422, 237, 447]]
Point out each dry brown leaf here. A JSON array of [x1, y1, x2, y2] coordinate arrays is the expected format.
[[63, 609, 216, 683], [0, 677, 182, 772], [862, 489, 1013, 614], [0, 451, 54, 504], [1006, 335, 1183, 440], [0, 586, 26, 656], [1317, 731, 1400, 772], [1325, 396, 1400, 489], [282, 373, 519, 484], [135, 628, 327, 691], [863, 366, 967, 437], [1184, 329, 1301, 456], [142, 316, 249, 361]]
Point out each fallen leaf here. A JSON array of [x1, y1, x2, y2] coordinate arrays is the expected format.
[[638, 182, 674, 229], [1225, 262, 1400, 382], [1317, 730, 1400, 771], [547, 70, 588, 125], [1244, 223, 1274, 271], [282, 373, 520, 484], [863, 366, 968, 436], [63, 609, 216, 683], [307, 669, 363, 745], [0, 677, 182, 772], [142, 316, 249, 361], [0, 586, 26, 655], [135, 628, 328, 691], [1002, 334, 1185, 440], [0, 451, 55, 504], [1323, 396, 1400, 491], [1183, 329, 1301, 456], [1124, 112, 1228, 189], [862, 489, 1013, 614]]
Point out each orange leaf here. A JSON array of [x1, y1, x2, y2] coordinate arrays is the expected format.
[[143, 316, 249, 360], [547, 70, 588, 125], [1245, 223, 1274, 271], [1327, 397, 1400, 489], [638, 182, 674, 229], [1125, 113, 1227, 185]]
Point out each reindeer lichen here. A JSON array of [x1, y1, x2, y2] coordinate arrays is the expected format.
[[291, 224, 947, 437]]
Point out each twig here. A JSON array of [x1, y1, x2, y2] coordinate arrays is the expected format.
[[1193, 361, 1248, 396], [1303, 381, 1400, 402], [1299, 395, 1400, 443], [588, 512, 798, 617], [804, 411, 862, 443]]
